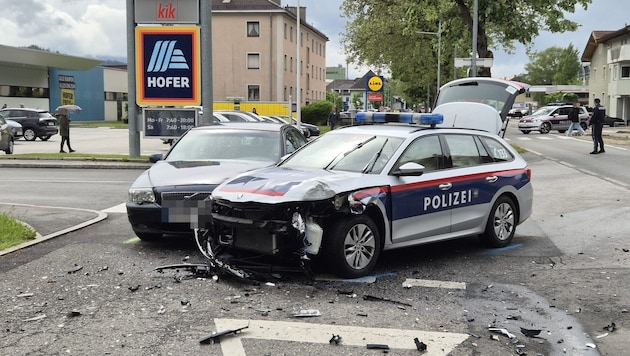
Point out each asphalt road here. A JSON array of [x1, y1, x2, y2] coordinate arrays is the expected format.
[[2, 125, 630, 355]]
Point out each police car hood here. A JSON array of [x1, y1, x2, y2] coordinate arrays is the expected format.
[[213, 166, 383, 204], [142, 159, 273, 188]]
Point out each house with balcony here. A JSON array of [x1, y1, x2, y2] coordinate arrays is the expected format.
[[582, 25, 630, 121]]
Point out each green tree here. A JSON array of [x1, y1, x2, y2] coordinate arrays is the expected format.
[[326, 91, 343, 111], [523, 45, 582, 85], [351, 92, 364, 111], [340, 0, 591, 101]]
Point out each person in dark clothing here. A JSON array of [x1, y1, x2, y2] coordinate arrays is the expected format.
[[57, 109, 75, 153], [590, 98, 605, 154], [328, 106, 340, 130], [566, 102, 585, 136]]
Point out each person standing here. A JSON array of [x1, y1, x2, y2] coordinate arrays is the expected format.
[[57, 109, 75, 153], [566, 102, 585, 136], [590, 98, 605, 154], [328, 106, 340, 130], [252, 108, 257, 114]]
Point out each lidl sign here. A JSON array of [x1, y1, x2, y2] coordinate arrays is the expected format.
[[135, 26, 201, 106], [366, 75, 384, 92]]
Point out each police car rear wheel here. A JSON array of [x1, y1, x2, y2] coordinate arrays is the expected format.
[[325, 216, 381, 278], [480, 196, 516, 248]]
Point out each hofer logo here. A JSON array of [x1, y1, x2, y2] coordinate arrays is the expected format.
[[136, 26, 200, 106], [147, 40, 190, 72]]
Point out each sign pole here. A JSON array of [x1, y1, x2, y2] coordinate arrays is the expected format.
[[200, 0, 213, 125], [127, 0, 140, 157]]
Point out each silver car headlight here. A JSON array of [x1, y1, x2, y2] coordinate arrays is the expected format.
[[128, 187, 156, 204]]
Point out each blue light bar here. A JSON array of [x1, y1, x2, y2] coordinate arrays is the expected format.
[[355, 112, 444, 126]]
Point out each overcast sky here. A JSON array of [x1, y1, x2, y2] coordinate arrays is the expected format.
[[1, 0, 627, 80]]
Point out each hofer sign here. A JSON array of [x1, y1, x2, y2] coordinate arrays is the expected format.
[[135, 26, 201, 106]]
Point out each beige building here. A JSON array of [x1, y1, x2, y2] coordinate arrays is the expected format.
[[212, 0, 328, 105], [582, 26, 630, 120]]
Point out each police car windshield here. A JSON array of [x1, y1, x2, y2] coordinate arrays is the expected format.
[[281, 133, 404, 174], [531, 107, 556, 116]]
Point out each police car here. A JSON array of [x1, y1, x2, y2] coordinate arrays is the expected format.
[[195, 78, 533, 279]]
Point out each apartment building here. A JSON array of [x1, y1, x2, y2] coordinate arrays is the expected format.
[[212, 0, 329, 105], [582, 25, 630, 121]]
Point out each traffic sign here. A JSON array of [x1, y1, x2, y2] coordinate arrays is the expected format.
[[135, 26, 201, 106]]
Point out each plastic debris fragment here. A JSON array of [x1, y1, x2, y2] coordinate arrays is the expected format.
[[586, 343, 597, 349], [329, 334, 342, 345], [520, 327, 542, 337], [292, 309, 321, 317], [128, 285, 140, 292], [363, 295, 412, 307], [596, 333, 608, 339], [16, 293, 34, 298], [199, 323, 249, 344], [67, 265, 83, 274], [489, 327, 516, 339], [366, 344, 389, 350], [23, 314, 46, 322], [66, 310, 81, 317], [603, 322, 616, 332], [414, 337, 427, 351]]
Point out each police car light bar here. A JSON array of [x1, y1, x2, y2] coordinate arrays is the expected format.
[[356, 112, 444, 126]]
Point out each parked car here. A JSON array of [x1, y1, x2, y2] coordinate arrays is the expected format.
[[126, 122, 308, 241], [517, 105, 590, 134], [196, 78, 533, 279], [266, 116, 320, 138], [0, 112, 23, 139], [0, 108, 58, 141], [603, 115, 626, 127], [0, 115, 15, 154]]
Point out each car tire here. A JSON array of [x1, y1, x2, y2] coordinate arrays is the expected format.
[[480, 195, 516, 248], [540, 122, 551, 134], [303, 129, 311, 138], [520, 130, 530, 134], [23, 128, 37, 141], [5, 138, 14, 154], [324, 215, 381, 278], [40, 135, 51, 141], [135, 231, 162, 241]]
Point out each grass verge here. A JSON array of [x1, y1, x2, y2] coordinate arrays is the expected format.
[[0, 212, 37, 250]]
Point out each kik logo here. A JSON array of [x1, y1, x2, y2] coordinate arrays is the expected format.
[[147, 40, 190, 73], [157, 2, 176, 19]]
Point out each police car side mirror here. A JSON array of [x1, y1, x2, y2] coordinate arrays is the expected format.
[[149, 153, 164, 163], [392, 162, 425, 176]]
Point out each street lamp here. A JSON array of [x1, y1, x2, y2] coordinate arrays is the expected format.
[[417, 19, 441, 89]]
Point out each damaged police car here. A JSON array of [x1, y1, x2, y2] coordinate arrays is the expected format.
[[195, 78, 533, 279]]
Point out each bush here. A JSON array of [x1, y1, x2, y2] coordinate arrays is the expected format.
[[301, 100, 333, 126]]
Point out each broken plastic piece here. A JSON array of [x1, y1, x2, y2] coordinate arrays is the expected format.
[[363, 295, 412, 307], [67, 265, 83, 274], [366, 344, 389, 350], [586, 343, 597, 349], [520, 327, 542, 337], [23, 314, 46, 322], [414, 337, 427, 351], [329, 334, 342, 345], [16, 293, 34, 298], [128, 285, 140, 292], [603, 322, 617, 332], [489, 327, 516, 339], [596, 333, 608, 339], [199, 323, 249, 344], [67, 310, 81, 317], [292, 309, 321, 317]]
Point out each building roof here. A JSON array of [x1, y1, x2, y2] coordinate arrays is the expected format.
[[211, 0, 328, 41], [0, 44, 101, 70], [581, 26, 630, 62]]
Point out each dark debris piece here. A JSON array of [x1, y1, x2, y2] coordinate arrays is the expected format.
[[128, 285, 140, 292], [199, 323, 249, 345], [604, 322, 617, 332], [67, 310, 81, 317], [329, 334, 342, 345], [366, 344, 389, 350], [363, 295, 412, 307], [414, 337, 427, 351], [520, 327, 542, 337], [67, 265, 83, 274]]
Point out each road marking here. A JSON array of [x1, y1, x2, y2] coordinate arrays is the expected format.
[[402, 278, 466, 290], [102, 202, 126, 213], [213, 318, 469, 355]]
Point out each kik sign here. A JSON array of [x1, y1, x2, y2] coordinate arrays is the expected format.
[[135, 26, 201, 106], [135, 0, 200, 24]]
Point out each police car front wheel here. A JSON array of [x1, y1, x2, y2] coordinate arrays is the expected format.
[[324, 215, 381, 279], [480, 195, 516, 248]]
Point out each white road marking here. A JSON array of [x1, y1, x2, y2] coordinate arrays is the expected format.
[[402, 278, 466, 290], [214, 318, 469, 356], [102, 203, 127, 213]]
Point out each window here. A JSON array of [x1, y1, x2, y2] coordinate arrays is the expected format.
[[284, 23, 287, 39], [284, 55, 287, 71], [247, 22, 259, 37], [397, 135, 444, 172], [248, 85, 260, 101], [443, 134, 480, 168], [247, 53, 260, 69], [480, 136, 514, 162], [622, 66, 630, 78]]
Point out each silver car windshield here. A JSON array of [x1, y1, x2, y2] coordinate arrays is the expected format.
[[166, 129, 280, 162], [281, 133, 404, 174]]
